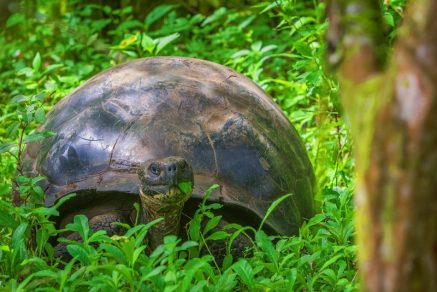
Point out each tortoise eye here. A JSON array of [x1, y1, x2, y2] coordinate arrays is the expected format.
[[149, 164, 160, 176]]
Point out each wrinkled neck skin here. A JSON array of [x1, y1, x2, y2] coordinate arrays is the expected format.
[[139, 189, 187, 250]]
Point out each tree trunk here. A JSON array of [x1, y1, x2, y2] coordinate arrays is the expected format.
[[328, 0, 437, 291]]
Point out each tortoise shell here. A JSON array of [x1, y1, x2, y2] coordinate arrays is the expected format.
[[23, 57, 315, 235]]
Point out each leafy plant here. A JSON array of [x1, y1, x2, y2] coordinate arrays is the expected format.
[[0, 0, 407, 290]]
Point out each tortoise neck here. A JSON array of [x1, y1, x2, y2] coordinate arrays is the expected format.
[[139, 189, 185, 250]]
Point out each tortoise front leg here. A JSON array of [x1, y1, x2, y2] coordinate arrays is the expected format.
[[54, 211, 127, 259]]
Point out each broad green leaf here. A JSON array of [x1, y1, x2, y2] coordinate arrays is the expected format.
[[44, 63, 63, 74], [141, 33, 155, 53], [22, 257, 50, 272], [206, 231, 229, 241], [34, 92, 46, 101], [141, 266, 166, 281], [255, 230, 278, 267], [0, 183, 10, 196], [0, 210, 18, 229], [88, 230, 110, 243], [31, 176, 45, 184], [207, 203, 222, 210], [66, 215, 90, 241], [287, 268, 297, 289], [222, 254, 233, 270], [320, 254, 343, 271], [178, 181, 192, 195], [132, 245, 147, 266], [145, 5, 174, 28], [67, 245, 90, 265], [231, 49, 250, 59], [189, 215, 201, 241], [32, 52, 42, 72], [6, 122, 20, 139], [32, 206, 59, 217], [214, 269, 237, 290], [203, 215, 222, 235], [238, 15, 256, 29], [232, 259, 254, 287], [34, 107, 45, 123], [261, 44, 277, 53], [11, 95, 29, 103], [181, 258, 208, 291], [179, 241, 198, 250], [293, 42, 313, 57], [155, 33, 180, 54], [17, 67, 33, 77], [16, 175, 29, 184], [201, 7, 227, 27], [0, 142, 16, 154], [100, 244, 127, 265], [251, 41, 262, 52], [6, 13, 25, 28], [12, 222, 28, 250], [117, 20, 143, 31], [259, 1, 279, 13], [384, 12, 395, 27], [32, 269, 59, 278], [121, 6, 133, 14]]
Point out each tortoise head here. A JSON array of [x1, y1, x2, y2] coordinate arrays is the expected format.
[[138, 156, 194, 205], [138, 156, 193, 249]]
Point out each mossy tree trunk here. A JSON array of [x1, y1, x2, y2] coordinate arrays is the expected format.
[[328, 0, 437, 291]]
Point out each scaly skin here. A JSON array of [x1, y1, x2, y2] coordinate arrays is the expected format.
[[137, 157, 193, 250], [139, 186, 190, 249]]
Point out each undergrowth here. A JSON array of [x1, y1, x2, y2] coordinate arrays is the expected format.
[[0, 0, 406, 290]]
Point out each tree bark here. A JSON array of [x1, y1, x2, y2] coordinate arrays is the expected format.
[[328, 0, 437, 291]]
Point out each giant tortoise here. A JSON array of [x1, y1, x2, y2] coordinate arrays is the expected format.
[[22, 57, 315, 257]]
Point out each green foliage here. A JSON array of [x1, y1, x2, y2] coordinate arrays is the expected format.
[[0, 0, 406, 290]]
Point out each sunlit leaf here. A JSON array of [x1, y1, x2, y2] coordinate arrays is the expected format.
[[141, 33, 155, 53], [32, 52, 42, 72], [155, 33, 180, 54]]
